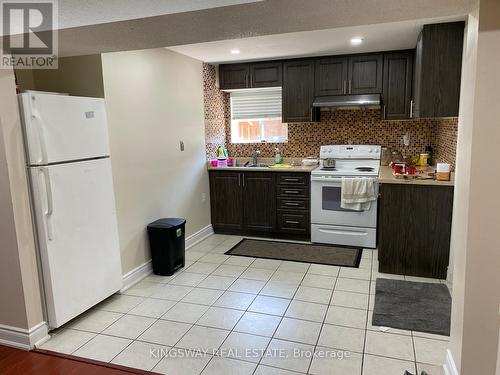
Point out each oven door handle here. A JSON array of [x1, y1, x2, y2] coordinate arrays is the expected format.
[[311, 177, 343, 183]]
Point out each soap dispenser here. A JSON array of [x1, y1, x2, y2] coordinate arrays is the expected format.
[[274, 147, 282, 165]]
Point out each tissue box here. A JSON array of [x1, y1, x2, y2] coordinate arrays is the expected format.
[[436, 163, 451, 181]]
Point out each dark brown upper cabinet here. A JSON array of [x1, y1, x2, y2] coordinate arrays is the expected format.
[[219, 61, 282, 90], [413, 22, 465, 118], [283, 59, 319, 123], [250, 61, 282, 88], [382, 51, 414, 120], [219, 63, 250, 90], [347, 54, 383, 94], [315, 56, 348, 96]]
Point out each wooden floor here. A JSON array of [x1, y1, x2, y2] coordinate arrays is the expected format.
[[0, 345, 157, 374]]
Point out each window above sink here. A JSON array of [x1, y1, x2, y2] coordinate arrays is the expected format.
[[230, 87, 288, 143]]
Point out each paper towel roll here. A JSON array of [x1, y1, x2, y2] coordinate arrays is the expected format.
[[436, 163, 450, 173]]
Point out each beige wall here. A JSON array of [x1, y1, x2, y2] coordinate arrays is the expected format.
[[0, 68, 44, 331], [450, 1, 500, 373], [101, 48, 211, 274], [15, 55, 104, 98]]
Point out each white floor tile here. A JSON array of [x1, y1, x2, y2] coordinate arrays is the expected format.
[[153, 348, 212, 375], [111, 340, 166, 370], [274, 317, 321, 345], [308, 264, 340, 277], [229, 279, 266, 294], [331, 290, 369, 310], [417, 362, 445, 375], [123, 280, 163, 297], [40, 329, 95, 354], [169, 272, 207, 287], [318, 324, 365, 352], [212, 264, 247, 278], [186, 262, 220, 275], [128, 298, 176, 318], [270, 271, 304, 285], [413, 336, 448, 365], [102, 314, 156, 339], [185, 251, 206, 262], [197, 306, 244, 330], [363, 354, 416, 375], [68, 309, 123, 333], [213, 291, 256, 310], [182, 288, 224, 305], [224, 256, 255, 267], [202, 356, 257, 375], [219, 331, 270, 363], [335, 278, 370, 294], [254, 365, 301, 375], [277, 261, 310, 273], [339, 267, 371, 280], [365, 331, 415, 361], [198, 253, 231, 264], [294, 286, 332, 304], [261, 338, 313, 373], [234, 312, 281, 337], [260, 282, 298, 299], [198, 275, 236, 290], [145, 273, 179, 284], [73, 334, 132, 362], [95, 294, 144, 314], [325, 306, 367, 329], [285, 300, 327, 322], [251, 258, 282, 271], [138, 320, 192, 346], [240, 267, 275, 281], [176, 325, 230, 353], [151, 284, 194, 301], [248, 295, 290, 316], [309, 347, 362, 375], [301, 274, 336, 289], [161, 302, 209, 324], [412, 331, 450, 342]]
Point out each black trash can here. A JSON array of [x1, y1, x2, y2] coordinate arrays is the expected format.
[[147, 218, 186, 276]]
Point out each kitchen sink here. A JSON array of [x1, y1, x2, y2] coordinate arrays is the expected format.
[[244, 163, 269, 168]]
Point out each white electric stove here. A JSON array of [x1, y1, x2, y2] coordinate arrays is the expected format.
[[311, 145, 381, 248]]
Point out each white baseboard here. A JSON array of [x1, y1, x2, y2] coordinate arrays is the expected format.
[[0, 321, 49, 350], [186, 224, 214, 249], [444, 349, 459, 375], [120, 224, 214, 292]]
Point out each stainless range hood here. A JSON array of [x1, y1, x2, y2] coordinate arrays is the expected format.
[[312, 94, 381, 109]]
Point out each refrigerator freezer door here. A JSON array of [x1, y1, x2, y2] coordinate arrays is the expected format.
[[29, 158, 122, 328], [20, 92, 110, 165]]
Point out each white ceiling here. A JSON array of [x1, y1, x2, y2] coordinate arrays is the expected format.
[[168, 16, 464, 63]]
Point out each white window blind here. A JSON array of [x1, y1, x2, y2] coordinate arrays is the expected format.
[[230, 88, 282, 120]]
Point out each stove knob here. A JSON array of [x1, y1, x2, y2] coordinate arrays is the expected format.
[[368, 149, 373, 153]]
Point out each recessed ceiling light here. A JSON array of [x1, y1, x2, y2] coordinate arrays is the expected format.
[[230, 49, 241, 54], [350, 37, 363, 46]]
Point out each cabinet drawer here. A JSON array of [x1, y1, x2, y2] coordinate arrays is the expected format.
[[277, 174, 308, 186], [278, 186, 308, 198], [277, 210, 310, 234], [278, 198, 309, 210]]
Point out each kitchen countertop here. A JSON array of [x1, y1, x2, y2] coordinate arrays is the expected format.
[[207, 157, 318, 173], [378, 165, 455, 186]]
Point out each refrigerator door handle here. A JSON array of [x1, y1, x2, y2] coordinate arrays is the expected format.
[[40, 167, 54, 240], [30, 102, 48, 165]]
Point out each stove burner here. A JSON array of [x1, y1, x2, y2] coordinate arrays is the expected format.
[[356, 167, 375, 172]]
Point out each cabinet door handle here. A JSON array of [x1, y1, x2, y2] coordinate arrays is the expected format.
[[242, 174, 245, 187], [238, 174, 241, 187], [284, 202, 300, 206], [349, 80, 352, 94], [285, 220, 300, 225], [383, 105, 386, 119], [284, 190, 299, 194], [284, 178, 299, 182], [343, 80, 346, 94], [409, 100, 414, 118]]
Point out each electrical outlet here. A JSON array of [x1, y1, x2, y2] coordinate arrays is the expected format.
[[201, 193, 206, 202]]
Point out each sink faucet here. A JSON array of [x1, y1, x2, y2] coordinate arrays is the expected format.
[[251, 148, 261, 165]]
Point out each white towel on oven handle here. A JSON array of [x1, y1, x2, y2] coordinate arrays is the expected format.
[[341, 177, 377, 211]]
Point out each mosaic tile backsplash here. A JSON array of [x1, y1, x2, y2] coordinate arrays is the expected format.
[[203, 64, 458, 169]]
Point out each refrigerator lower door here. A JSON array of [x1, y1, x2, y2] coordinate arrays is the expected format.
[[29, 158, 122, 328]]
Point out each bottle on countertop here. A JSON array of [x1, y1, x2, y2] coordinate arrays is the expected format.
[[274, 147, 282, 165], [425, 145, 433, 166]]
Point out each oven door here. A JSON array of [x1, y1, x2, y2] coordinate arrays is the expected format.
[[311, 176, 378, 228]]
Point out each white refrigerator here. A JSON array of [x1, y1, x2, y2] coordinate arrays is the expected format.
[[19, 92, 123, 329]]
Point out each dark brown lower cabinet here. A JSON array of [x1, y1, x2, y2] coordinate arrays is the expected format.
[[378, 183, 454, 279], [209, 170, 310, 240]]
